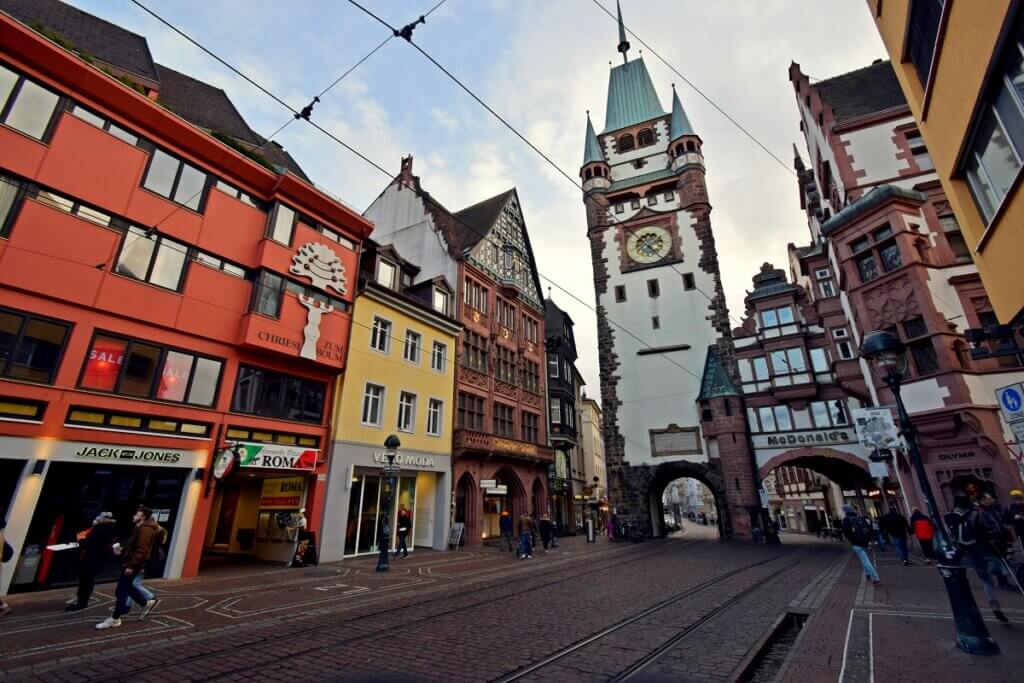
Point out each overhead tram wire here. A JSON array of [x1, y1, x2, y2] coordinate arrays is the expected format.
[[343, 0, 749, 332], [588, 0, 796, 178], [129, 2, 711, 386]]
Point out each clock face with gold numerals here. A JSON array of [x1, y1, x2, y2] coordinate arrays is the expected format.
[[626, 226, 671, 264]]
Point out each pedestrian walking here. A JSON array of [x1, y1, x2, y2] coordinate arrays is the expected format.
[[287, 508, 307, 567], [1006, 489, 1024, 544], [517, 512, 533, 559], [95, 507, 160, 629], [910, 507, 936, 563], [66, 512, 117, 611], [947, 496, 1008, 623], [538, 515, 553, 552], [395, 508, 411, 559], [880, 507, 912, 566], [607, 514, 617, 541], [1, 517, 11, 618], [499, 510, 514, 554], [841, 505, 880, 586], [976, 493, 1013, 589]]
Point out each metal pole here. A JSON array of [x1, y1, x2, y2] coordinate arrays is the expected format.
[[887, 372, 999, 655]]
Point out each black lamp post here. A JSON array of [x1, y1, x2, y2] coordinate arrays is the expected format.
[[376, 434, 401, 573], [861, 330, 999, 655]]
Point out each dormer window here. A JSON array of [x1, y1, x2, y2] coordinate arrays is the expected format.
[[376, 259, 396, 289], [618, 134, 635, 152], [637, 129, 654, 147], [433, 287, 449, 315]]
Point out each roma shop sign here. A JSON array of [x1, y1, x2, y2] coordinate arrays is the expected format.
[[237, 443, 318, 471]]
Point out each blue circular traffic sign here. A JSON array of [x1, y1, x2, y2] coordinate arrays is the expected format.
[[1002, 387, 1023, 413]]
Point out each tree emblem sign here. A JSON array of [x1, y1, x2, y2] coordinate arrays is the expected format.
[[290, 242, 347, 361]]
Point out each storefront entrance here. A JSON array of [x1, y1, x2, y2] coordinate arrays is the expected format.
[[343, 471, 417, 556], [12, 462, 186, 592], [203, 472, 309, 566]]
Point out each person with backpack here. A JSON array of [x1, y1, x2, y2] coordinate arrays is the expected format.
[[880, 507, 912, 566], [95, 506, 161, 629], [976, 493, 1012, 589], [841, 505, 880, 586], [538, 515, 553, 552], [517, 512, 533, 559], [66, 512, 118, 612], [910, 507, 936, 563], [947, 496, 1008, 623]]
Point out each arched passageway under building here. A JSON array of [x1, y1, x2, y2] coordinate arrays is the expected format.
[[646, 461, 729, 540]]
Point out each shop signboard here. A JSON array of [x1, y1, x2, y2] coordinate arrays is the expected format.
[[480, 479, 497, 489], [259, 477, 306, 508], [0, 437, 207, 469], [238, 443, 317, 471], [752, 428, 856, 450]]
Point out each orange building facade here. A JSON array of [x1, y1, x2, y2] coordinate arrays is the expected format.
[[0, 11, 371, 593]]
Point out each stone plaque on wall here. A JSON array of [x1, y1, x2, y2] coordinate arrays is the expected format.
[[650, 425, 702, 456]]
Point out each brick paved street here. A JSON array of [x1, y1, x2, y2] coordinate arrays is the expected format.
[[0, 526, 1021, 682]]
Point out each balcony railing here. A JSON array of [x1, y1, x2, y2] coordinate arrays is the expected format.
[[454, 429, 554, 462]]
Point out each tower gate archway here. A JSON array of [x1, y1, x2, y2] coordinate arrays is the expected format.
[[642, 461, 730, 539]]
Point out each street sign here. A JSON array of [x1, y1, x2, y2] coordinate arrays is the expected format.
[[485, 485, 508, 495], [852, 408, 903, 450], [869, 461, 889, 478], [1011, 420, 1024, 444], [995, 383, 1024, 423], [480, 479, 497, 489]]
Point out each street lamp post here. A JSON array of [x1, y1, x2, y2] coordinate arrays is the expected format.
[[376, 434, 401, 573], [861, 330, 999, 655]]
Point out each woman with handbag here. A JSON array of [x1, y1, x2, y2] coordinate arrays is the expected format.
[[1, 518, 12, 617]]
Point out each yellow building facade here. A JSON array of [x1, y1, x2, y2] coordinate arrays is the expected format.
[[869, 0, 1024, 327], [320, 251, 460, 561]]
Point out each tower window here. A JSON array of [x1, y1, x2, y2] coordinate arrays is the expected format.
[[618, 134, 635, 152], [647, 194, 658, 206], [686, 140, 697, 152], [647, 279, 660, 298], [682, 273, 695, 290], [652, 316, 660, 329], [584, 168, 593, 179], [614, 285, 626, 302], [615, 203, 624, 214], [664, 191, 674, 201], [630, 199, 640, 209], [637, 129, 654, 147]]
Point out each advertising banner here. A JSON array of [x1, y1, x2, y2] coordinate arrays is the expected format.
[[238, 443, 317, 471]]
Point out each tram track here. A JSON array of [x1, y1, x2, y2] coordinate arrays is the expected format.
[[34, 539, 684, 682], [494, 548, 814, 683]]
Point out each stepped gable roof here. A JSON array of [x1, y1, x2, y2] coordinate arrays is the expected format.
[[603, 57, 665, 133], [1, 0, 159, 82], [747, 262, 795, 302], [813, 60, 906, 125], [697, 347, 738, 401]]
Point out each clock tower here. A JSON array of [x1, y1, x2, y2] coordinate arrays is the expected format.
[[583, 3, 757, 537]]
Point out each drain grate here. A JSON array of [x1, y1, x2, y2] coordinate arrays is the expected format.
[[739, 612, 807, 682]]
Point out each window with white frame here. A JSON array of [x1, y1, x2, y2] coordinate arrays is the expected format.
[[810, 399, 849, 428], [427, 399, 443, 436], [831, 329, 855, 360], [756, 405, 793, 432], [770, 348, 807, 376], [747, 407, 760, 433], [404, 330, 421, 364], [752, 357, 770, 381], [376, 259, 396, 289], [548, 353, 559, 378], [814, 268, 831, 280], [397, 391, 417, 432], [0, 65, 60, 141], [431, 341, 447, 372], [550, 397, 562, 424], [760, 306, 795, 329], [370, 317, 391, 353], [433, 288, 449, 315], [361, 384, 385, 425], [819, 280, 837, 298]]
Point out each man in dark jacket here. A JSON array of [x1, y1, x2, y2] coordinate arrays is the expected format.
[[499, 511, 513, 554], [948, 496, 1008, 623], [66, 512, 117, 611], [841, 505, 880, 585], [880, 508, 912, 566], [95, 507, 160, 629]]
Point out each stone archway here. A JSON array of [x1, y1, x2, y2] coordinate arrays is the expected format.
[[757, 447, 873, 485], [454, 471, 476, 545], [645, 461, 729, 540]]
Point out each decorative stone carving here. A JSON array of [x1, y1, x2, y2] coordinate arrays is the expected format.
[[289, 242, 347, 362], [493, 379, 518, 399], [862, 275, 919, 326]]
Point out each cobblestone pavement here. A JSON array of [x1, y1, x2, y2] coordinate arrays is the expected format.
[[0, 525, 1020, 682]]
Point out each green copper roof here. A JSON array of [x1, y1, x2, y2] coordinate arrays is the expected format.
[[669, 86, 695, 141], [697, 347, 738, 401], [607, 167, 675, 193], [603, 57, 665, 133], [583, 112, 604, 166]]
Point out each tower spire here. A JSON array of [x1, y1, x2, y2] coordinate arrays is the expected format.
[[616, 0, 630, 64]]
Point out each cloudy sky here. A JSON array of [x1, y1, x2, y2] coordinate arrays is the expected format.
[[70, 0, 885, 394]]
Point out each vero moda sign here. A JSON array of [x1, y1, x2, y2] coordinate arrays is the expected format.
[[237, 443, 318, 471]]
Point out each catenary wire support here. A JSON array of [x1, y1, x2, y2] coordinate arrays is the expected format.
[[396, 16, 426, 41], [295, 96, 321, 120]]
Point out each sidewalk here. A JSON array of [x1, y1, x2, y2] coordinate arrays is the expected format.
[[779, 543, 1024, 683]]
